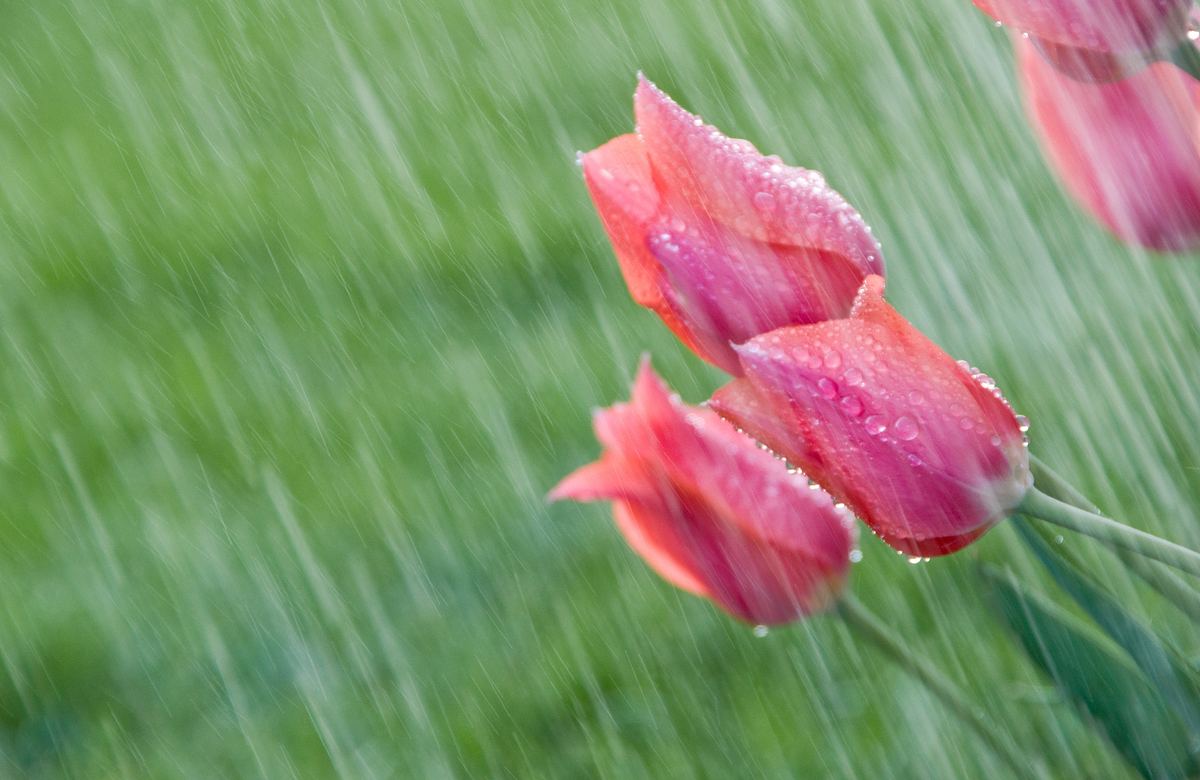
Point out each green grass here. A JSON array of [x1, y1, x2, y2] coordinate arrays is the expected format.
[[0, 0, 1197, 776]]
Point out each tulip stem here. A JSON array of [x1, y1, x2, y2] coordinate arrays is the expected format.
[[1019, 487, 1200, 578], [1028, 455, 1200, 622], [1167, 40, 1200, 83], [835, 594, 1032, 777]]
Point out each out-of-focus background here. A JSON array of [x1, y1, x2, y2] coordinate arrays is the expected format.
[[1, 0, 1197, 776]]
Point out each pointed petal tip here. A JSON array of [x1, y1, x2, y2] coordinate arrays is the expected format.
[[849, 274, 887, 316], [547, 461, 614, 504], [631, 356, 671, 407]]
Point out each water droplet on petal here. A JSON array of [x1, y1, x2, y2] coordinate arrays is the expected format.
[[893, 416, 919, 441], [823, 350, 842, 370], [753, 625, 769, 638], [817, 378, 838, 399], [839, 395, 864, 417], [753, 191, 776, 211], [865, 415, 887, 435], [843, 367, 863, 387]]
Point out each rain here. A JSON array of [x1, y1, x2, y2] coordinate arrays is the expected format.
[[0, 0, 1197, 776]]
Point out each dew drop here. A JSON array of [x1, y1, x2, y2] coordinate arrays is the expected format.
[[753, 191, 776, 211], [753, 625, 769, 638], [817, 378, 839, 399], [1054, 535, 1064, 545], [839, 395, 864, 417], [849, 549, 863, 563], [823, 350, 842, 370], [893, 415, 919, 441], [865, 415, 887, 435], [1015, 414, 1030, 432], [907, 556, 924, 565], [842, 367, 863, 387]]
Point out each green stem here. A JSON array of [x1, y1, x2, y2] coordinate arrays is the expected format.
[[1029, 456, 1200, 623], [1118, 547, 1200, 623], [1028, 454, 1097, 513], [836, 594, 1033, 777], [1167, 40, 1200, 82], [1019, 488, 1200, 579]]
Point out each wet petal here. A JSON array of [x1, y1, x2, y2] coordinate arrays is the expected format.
[[634, 76, 884, 278], [724, 276, 1030, 556]]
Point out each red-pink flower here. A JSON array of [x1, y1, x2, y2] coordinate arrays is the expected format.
[[1020, 37, 1200, 251], [710, 276, 1031, 558], [549, 359, 856, 624], [580, 76, 883, 375], [975, 0, 1190, 72]]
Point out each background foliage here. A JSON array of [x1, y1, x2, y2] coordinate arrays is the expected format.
[[1, 0, 1197, 776]]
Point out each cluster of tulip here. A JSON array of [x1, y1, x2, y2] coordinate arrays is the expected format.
[[553, 74, 1038, 623], [550, 2, 1200, 774]]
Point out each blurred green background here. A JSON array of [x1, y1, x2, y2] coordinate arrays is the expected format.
[[1, 0, 1197, 776]]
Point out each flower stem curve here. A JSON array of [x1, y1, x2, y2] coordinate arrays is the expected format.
[[1019, 487, 1200, 578], [1028, 455, 1200, 622]]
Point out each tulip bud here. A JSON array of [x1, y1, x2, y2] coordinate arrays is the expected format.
[[711, 276, 1031, 557], [580, 76, 883, 374], [550, 359, 856, 624], [1019, 37, 1200, 252]]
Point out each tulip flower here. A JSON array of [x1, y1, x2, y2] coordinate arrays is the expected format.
[[710, 276, 1032, 557], [1019, 37, 1200, 252], [974, 0, 1191, 81], [549, 359, 856, 624], [580, 76, 883, 375]]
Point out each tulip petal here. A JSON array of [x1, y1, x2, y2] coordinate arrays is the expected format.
[[548, 459, 652, 505], [974, 0, 1190, 53], [581, 135, 718, 360], [627, 361, 853, 575], [612, 501, 712, 598], [709, 378, 822, 468], [550, 359, 855, 623], [646, 212, 873, 373], [634, 76, 883, 279], [1020, 38, 1200, 252], [726, 276, 1030, 556], [580, 134, 663, 308]]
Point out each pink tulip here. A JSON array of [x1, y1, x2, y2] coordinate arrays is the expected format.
[[1020, 37, 1200, 251], [549, 359, 856, 624], [974, 0, 1190, 55], [710, 276, 1031, 558], [580, 76, 883, 375]]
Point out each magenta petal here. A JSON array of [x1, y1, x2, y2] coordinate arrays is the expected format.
[[1020, 38, 1200, 252], [723, 276, 1030, 557], [645, 207, 872, 374], [974, 0, 1190, 53], [549, 360, 856, 624], [634, 76, 883, 279]]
